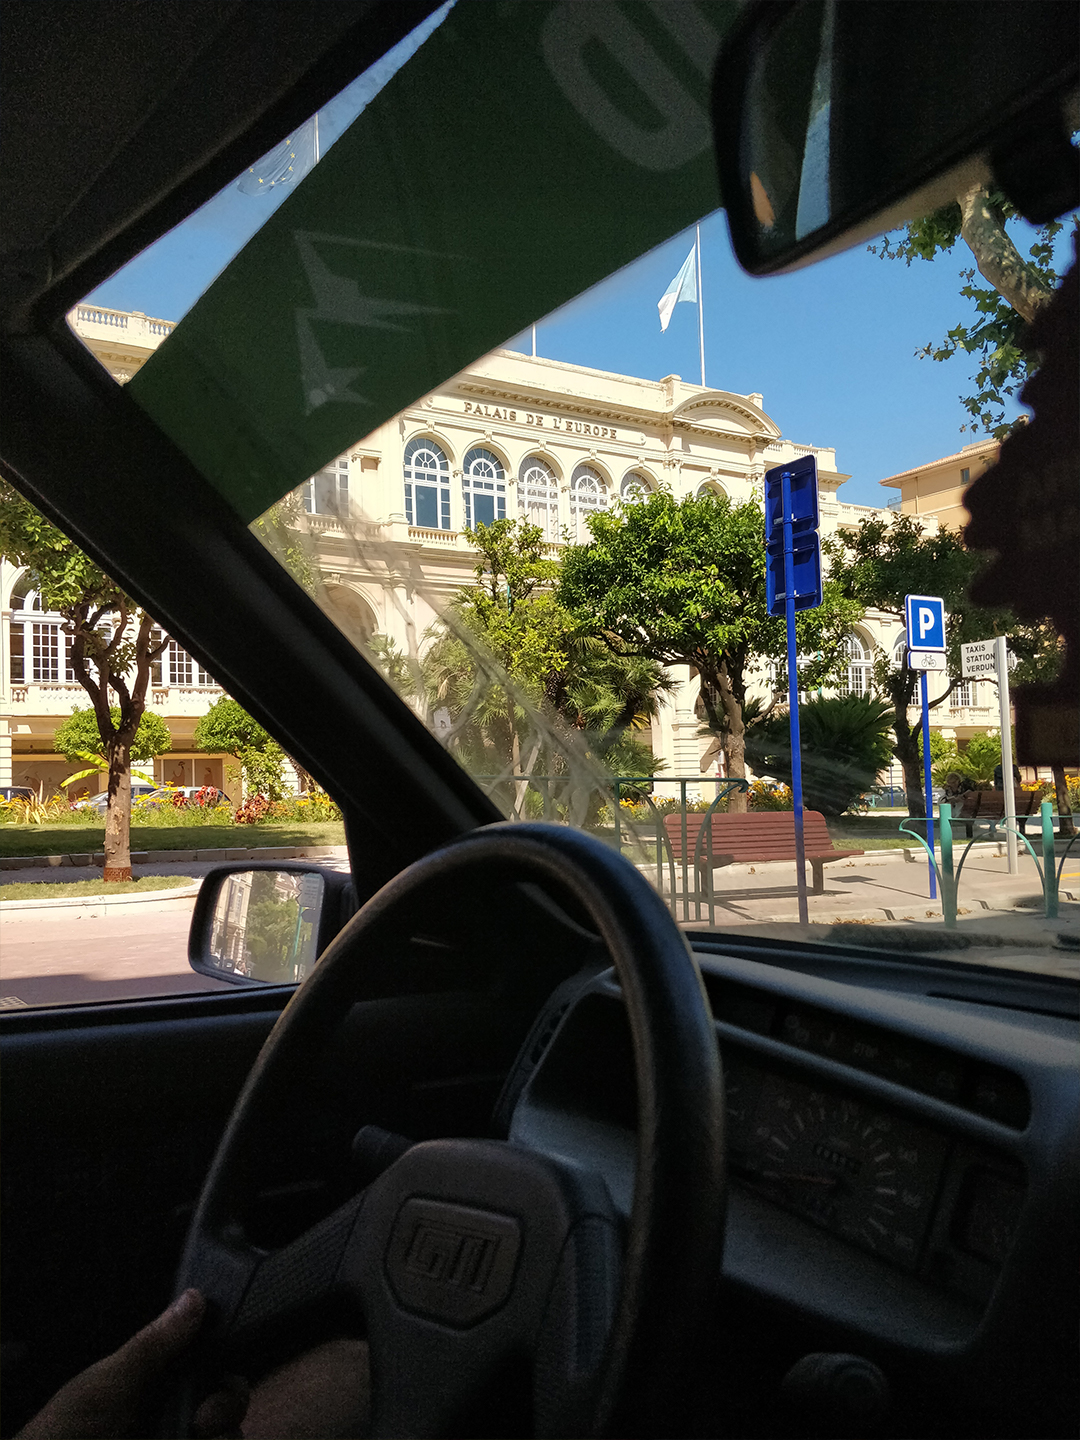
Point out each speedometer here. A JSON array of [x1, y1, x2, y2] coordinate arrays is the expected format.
[[733, 1067, 948, 1270]]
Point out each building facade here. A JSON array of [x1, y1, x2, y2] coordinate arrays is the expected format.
[[0, 305, 1003, 796], [879, 437, 999, 532]]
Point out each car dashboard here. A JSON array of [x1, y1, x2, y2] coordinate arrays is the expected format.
[[503, 941, 1079, 1438]]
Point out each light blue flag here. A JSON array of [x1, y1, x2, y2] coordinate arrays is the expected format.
[[238, 118, 317, 195], [657, 245, 697, 331]]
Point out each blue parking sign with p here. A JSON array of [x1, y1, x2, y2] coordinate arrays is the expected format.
[[905, 594, 946, 652]]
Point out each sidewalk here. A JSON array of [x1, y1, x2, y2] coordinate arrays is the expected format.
[[675, 844, 1080, 976]]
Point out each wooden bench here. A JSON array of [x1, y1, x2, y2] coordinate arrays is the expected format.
[[662, 810, 862, 895], [953, 788, 1040, 839]]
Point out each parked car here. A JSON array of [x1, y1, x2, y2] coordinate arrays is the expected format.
[[73, 783, 158, 813], [0, 786, 35, 803], [1, 4, 1075, 1439]]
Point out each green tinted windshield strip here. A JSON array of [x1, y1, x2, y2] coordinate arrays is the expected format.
[[128, 0, 734, 522]]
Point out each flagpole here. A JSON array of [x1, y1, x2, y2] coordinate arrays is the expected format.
[[313, 113, 320, 164], [532, 323, 537, 358], [696, 223, 706, 387]]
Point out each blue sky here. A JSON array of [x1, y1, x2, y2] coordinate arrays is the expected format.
[[86, 2, 1069, 511], [505, 212, 1061, 505]]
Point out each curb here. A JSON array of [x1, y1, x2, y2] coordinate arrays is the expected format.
[[0, 844, 349, 871], [0, 883, 202, 924], [681, 891, 1077, 932]]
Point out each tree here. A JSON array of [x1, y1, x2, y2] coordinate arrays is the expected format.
[[54, 706, 172, 766], [0, 482, 170, 880], [743, 694, 895, 816], [55, 706, 171, 797], [558, 491, 863, 811], [193, 697, 288, 800], [824, 514, 1062, 815], [417, 518, 671, 820], [871, 188, 1073, 438], [874, 197, 1077, 834]]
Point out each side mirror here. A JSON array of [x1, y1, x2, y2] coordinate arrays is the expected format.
[[712, 0, 1079, 276], [189, 863, 354, 986]]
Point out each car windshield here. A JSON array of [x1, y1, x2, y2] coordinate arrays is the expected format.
[[4, 2, 1076, 1003]]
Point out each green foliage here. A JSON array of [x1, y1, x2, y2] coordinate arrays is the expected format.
[[241, 874, 313, 982], [193, 697, 287, 799], [0, 480, 166, 712], [463, 517, 560, 608], [193, 697, 271, 754], [744, 694, 895, 816], [925, 730, 1008, 787], [235, 741, 288, 801], [870, 193, 1071, 438], [559, 491, 857, 690], [824, 514, 1061, 811], [54, 706, 171, 764], [825, 514, 1061, 689], [250, 492, 318, 593], [558, 489, 862, 780], [0, 482, 176, 870], [0, 479, 117, 614], [366, 634, 416, 697], [747, 780, 793, 811], [418, 518, 672, 815]]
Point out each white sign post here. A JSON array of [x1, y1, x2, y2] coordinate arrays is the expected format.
[[994, 636, 1018, 875], [961, 639, 1019, 873]]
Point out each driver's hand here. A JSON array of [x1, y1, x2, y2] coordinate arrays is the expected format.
[[16, 1289, 249, 1439]]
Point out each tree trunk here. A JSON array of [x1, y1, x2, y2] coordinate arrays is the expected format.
[[893, 713, 925, 818], [1052, 763, 1075, 837], [103, 736, 133, 882], [714, 664, 748, 814]]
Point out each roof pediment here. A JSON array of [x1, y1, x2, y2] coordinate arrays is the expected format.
[[671, 390, 781, 439]]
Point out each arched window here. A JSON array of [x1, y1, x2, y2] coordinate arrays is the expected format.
[[521, 457, 559, 540], [569, 464, 608, 541], [461, 447, 506, 529], [839, 633, 872, 696], [697, 481, 727, 501], [7, 580, 75, 684], [891, 631, 908, 668], [621, 471, 650, 503], [404, 438, 450, 530]]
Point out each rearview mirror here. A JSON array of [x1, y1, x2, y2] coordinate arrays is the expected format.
[[712, 1, 1079, 275], [189, 863, 353, 985]]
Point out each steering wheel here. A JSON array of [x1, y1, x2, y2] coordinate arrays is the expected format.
[[170, 822, 725, 1438]]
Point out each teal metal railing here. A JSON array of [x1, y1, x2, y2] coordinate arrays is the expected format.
[[900, 799, 1073, 926]]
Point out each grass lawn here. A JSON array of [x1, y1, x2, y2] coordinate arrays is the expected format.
[[1, 875, 196, 901], [0, 821, 347, 857]]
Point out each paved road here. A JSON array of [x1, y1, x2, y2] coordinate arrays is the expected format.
[[2, 847, 1075, 1007], [0, 906, 231, 1007]]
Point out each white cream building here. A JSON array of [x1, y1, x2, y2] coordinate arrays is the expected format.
[[0, 305, 994, 797]]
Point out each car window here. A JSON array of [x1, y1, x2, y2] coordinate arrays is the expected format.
[[3, 4, 1077, 1008]]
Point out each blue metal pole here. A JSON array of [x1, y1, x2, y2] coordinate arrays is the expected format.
[[782, 468, 809, 924], [920, 669, 937, 900]]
